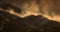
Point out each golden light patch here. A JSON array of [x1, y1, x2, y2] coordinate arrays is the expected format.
[[0, 0, 60, 22]]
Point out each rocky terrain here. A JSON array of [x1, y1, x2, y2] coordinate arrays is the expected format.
[[0, 11, 60, 32]]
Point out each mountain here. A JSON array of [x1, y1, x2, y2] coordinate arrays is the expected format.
[[0, 11, 60, 32]]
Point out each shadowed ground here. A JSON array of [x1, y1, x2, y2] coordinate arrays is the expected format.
[[0, 11, 60, 32]]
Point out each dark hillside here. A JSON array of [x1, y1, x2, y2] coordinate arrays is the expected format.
[[0, 11, 60, 32]]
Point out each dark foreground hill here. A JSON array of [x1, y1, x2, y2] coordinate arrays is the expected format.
[[0, 11, 60, 32]]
